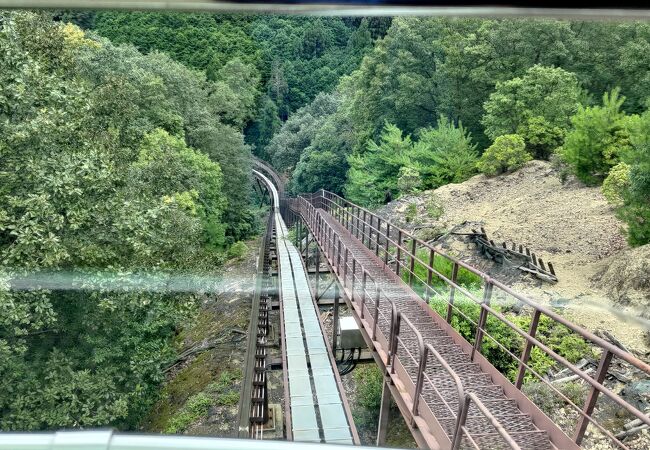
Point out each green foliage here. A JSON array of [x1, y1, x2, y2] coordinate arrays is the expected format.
[[482, 65, 580, 157], [425, 196, 444, 220], [618, 111, 650, 246], [93, 12, 262, 79], [414, 116, 479, 188], [478, 135, 531, 176], [404, 203, 418, 224], [404, 248, 482, 290], [561, 89, 630, 185], [267, 92, 340, 174], [352, 364, 383, 428], [227, 241, 249, 260], [165, 392, 212, 434], [398, 167, 422, 196], [522, 381, 587, 418], [429, 294, 593, 381], [346, 123, 418, 206], [0, 12, 256, 431], [602, 162, 631, 206], [517, 116, 566, 160]]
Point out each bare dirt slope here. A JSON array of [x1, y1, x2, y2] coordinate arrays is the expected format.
[[378, 160, 649, 354]]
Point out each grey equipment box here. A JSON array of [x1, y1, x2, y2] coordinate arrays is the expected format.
[[338, 316, 366, 349]]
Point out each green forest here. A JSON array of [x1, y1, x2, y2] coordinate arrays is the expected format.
[[1, 10, 649, 432]]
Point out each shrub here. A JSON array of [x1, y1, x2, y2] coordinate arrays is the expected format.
[[227, 241, 248, 260], [415, 116, 479, 188], [428, 294, 594, 382], [561, 89, 629, 185], [405, 203, 418, 223], [477, 134, 531, 176], [217, 391, 240, 406], [166, 392, 212, 433], [602, 163, 631, 206], [523, 381, 587, 417], [397, 166, 422, 195], [618, 111, 650, 246], [353, 364, 383, 428], [517, 116, 565, 160], [425, 196, 444, 220]]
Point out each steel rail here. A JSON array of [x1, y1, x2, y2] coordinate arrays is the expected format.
[[238, 211, 274, 437]]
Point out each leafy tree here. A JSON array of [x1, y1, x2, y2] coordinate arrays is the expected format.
[[93, 12, 262, 78], [414, 116, 479, 188], [345, 123, 417, 205], [0, 12, 245, 431], [618, 111, 650, 246], [291, 150, 348, 195], [516, 116, 565, 159], [482, 65, 581, 157], [246, 95, 282, 160], [477, 134, 531, 176], [561, 89, 630, 185], [267, 92, 340, 173]]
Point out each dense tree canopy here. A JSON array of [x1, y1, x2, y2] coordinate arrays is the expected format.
[[0, 11, 255, 430]]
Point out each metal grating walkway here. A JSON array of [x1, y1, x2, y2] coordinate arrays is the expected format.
[[312, 208, 556, 450]]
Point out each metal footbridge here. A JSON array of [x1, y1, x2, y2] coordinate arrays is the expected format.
[[252, 158, 650, 450]]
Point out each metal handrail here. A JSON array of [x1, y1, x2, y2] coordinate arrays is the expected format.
[[291, 190, 650, 448], [451, 393, 523, 450], [314, 190, 650, 373]]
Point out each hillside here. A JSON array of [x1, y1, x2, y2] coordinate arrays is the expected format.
[[377, 160, 649, 354]]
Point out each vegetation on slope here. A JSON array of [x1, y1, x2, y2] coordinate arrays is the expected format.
[[0, 11, 254, 430]]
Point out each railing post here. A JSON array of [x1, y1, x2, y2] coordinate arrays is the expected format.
[[355, 206, 360, 239], [396, 230, 403, 276], [332, 283, 340, 354], [389, 311, 401, 374], [412, 341, 429, 418], [515, 309, 541, 388], [574, 350, 613, 445], [375, 217, 381, 256], [368, 214, 373, 251], [384, 223, 391, 265], [343, 248, 349, 289], [471, 284, 493, 361], [362, 210, 368, 246], [425, 249, 435, 301], [315, 243, 320, 298], [372, 286, 380, 340], [337, 239, 342, 274], [408, 239, 417, 286], [360, 271, 367, 319], [452, 396, 472, 450], [351, 259, 356, 299], [446, 262, 460, 323]]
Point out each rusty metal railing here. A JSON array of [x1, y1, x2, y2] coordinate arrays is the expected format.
[[288, 189, 650, 449], [452, 393, 522, 450], [287, 195, 524, 449]]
